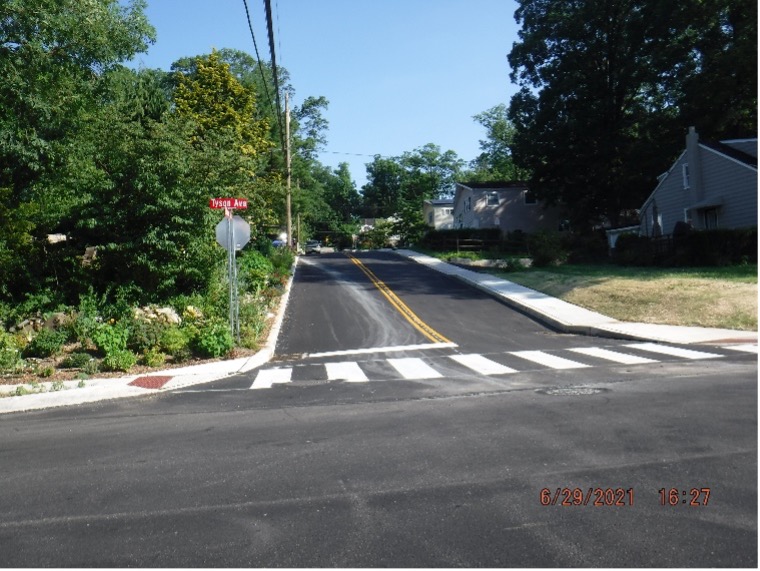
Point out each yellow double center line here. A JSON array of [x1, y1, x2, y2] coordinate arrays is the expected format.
[[346, 254, 453, 344]]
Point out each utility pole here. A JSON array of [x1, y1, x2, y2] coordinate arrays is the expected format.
[[285, 92, 292, 248]]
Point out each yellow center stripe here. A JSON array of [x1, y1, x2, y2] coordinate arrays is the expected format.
[[346, 254, 453, 344]]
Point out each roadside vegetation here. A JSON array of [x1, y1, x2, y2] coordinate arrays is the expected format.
[[0, 245, 293, 391], [494, 264, 757, 331], [423, 248, 757, 331]]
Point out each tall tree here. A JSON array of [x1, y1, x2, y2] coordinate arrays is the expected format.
[[467, 104, 530, 182], [507, 0, 757, 231], [362, 144, 463, 218], [361, 157, 405, 219], [361, 144, 463, 244], [678, 0, 757, 138], [0, 0, 155, 300]]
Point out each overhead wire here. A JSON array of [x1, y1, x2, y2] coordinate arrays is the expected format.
[[241, 0, 276, 122], [263, 0, 286, 153]]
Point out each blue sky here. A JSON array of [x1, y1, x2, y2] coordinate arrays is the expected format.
[[128, 0, 521, 187]]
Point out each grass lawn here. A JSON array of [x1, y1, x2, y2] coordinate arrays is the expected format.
[[488, 264, 757, 331]]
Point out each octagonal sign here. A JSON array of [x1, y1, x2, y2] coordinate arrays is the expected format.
[[216, 215, 250, 251]]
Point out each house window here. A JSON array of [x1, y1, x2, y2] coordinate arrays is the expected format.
[[465, 196, 471, 212], [428, 212, 433, 225], [682, 163, 690, 189], [524, 190, 537, 204], [703, 208, 718, 229], [486, 192, 499, 206]]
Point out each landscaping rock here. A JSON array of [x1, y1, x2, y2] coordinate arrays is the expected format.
[[133, 306, 182, 325]]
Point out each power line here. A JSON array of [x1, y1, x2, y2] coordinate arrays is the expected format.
[[263, 0, 285, 152], [241, 0, 277, 123], [322, 151, 391, 159]]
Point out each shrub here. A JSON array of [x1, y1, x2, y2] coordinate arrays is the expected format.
[[159, 326, 190, 356], [269, 247, 295, 284], [141, 347, 166, 367], [37, 366, 54, 378], [191, 320, 234, 358], [71, 292, 101, 346], [83, 359, 100, 375], [127, 318, 167, 353], [92, 323, 129, 356], [60, 352, 94, 369], [239, 250, 274, 292], [527, 231, 568, 267], [238, 299, 267, 349], [23, 329, 67, 358], [0, 331, 24, 374], [613, 234, 654, 266], [101, 350, 137, 372]]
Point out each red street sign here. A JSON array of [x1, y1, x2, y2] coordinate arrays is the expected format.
[[209, 197, 248, 210]]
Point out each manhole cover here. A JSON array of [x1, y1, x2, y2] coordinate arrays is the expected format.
[[537, 386, 609, 396]]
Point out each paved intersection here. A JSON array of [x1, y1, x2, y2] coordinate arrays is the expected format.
[[244, 341, 749, 389]]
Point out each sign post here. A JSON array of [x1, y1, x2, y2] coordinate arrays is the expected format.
[[211, 198, 250, 341]]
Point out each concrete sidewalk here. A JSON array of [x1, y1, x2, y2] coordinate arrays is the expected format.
[[397, 249, 758, 346], [1, 251, 755, 414]]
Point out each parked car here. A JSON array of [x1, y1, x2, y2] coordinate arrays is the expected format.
[[305, 240, 322, 254]]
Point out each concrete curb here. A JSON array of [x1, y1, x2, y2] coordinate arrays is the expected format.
[[395, 249, 757, 346]]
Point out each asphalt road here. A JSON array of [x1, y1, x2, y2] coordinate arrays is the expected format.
[[0, 251, 756, 567]]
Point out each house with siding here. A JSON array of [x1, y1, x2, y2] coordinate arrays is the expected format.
[[639, 127, 757, 236], [423, 198, 454, 230], [451, 182, 561, 235]]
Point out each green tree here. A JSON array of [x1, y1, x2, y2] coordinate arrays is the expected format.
[[0, 0, 155, 300], [507, 0, 756, 231], [361, 157, 405, 218], [174, 50, 271, 157], [467, 104, 530, 182], [362, 144, 462, 243], [677, 0, 757, 138], [51, 70, 219, 302]]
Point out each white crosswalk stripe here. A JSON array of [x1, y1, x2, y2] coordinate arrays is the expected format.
[[568, 346, 658, 365], [246, 344, 732, 390], [449, 354, 517, 375], [325, 361, 368, 383], [722, 344, 758, 354], [387, 358, 443, 379], [509, 350, 590, 369], [251, 368, 292, 389], [625, 343, 723, 360]]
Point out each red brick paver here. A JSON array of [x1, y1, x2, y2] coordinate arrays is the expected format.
[[129, 375, 174, 389]]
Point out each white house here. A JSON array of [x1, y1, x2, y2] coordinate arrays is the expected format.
[[423, 198, 454, 230], [451, 182, 561, 234]]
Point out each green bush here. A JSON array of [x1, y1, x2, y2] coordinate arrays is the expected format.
[[83, 359, 100, 375], [71, 292, 102, 345], [613, 234, 654, 266], [191, 320, 234, 358], [141, 347, 166, 367], [101, 350, 137, 372], [527, 231, 568, 267], [159, 326, 190, 356], [238, 298, 267, 349], [269, 247, 295, 282], [127, 318, 167, 353], [37, 366, 54, 378], [60, 352, 94, 369], [0, 331, 24, 374], [92, 323, 129, 356], [679, 228, 758, 266], [239, 250, 274, 292], [23, 329, 67, 358]]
